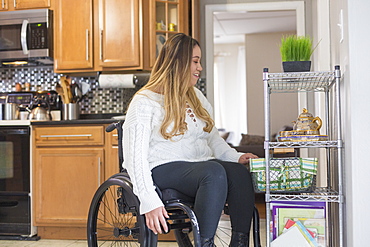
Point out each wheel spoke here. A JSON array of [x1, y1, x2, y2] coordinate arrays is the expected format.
[[87, 178, 147, 247]]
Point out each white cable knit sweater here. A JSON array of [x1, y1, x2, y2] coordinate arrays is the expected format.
[[122, 88, 243, 214]]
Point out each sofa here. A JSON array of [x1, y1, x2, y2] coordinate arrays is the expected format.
[[222, 126, 297, 158]]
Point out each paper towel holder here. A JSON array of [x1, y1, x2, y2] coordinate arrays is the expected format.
[[97, 72, 150, 88]]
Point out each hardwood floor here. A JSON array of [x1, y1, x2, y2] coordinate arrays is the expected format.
[[255, 193, 266, 219]]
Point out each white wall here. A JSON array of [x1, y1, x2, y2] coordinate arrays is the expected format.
[[245, 32, 298, 136], [329, 0, 370, 246]]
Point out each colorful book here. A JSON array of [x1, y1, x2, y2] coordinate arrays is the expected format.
[[270, 200, 327, 247]]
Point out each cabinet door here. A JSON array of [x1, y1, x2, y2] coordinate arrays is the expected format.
[[149, 0, 189, 67], [14, 0, 50, 9], [54, 0, 94, 70], [106, 129, 119, 180], [96, 0, 140, 68], [34, 148, 104, 226]]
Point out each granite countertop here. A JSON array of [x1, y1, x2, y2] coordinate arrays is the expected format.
[[30, 118, 119, 125], [0, 114, 125, 126]]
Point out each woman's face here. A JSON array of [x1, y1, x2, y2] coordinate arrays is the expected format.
[[190, 45, 202, 87]]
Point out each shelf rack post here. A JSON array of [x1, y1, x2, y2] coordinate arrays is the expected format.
[[263, 68, 272, 247], [335, 65, 344, 247]]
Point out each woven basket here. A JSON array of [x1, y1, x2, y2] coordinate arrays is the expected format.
[[250, 157, 317, 193]]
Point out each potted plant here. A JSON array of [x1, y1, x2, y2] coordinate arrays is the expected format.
[[280, 35, 317, 72]]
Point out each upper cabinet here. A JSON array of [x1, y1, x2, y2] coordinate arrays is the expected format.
[[54, 0, 94, 70], [95, 0, 141, 70], [54, 0, 194, 73], [148, 0, 189, 67], [0, 0, 51, 11]]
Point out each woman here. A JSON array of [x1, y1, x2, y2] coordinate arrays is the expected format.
[[123, 33, 257, 247]]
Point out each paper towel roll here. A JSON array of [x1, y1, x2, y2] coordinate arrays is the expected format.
[[98, 74, 136, 88]]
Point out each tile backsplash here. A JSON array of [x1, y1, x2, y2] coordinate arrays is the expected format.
[[0, 66, 206, 116], [0, 66, 140, 115]]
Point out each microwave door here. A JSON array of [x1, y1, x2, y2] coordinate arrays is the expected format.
[[21, 20, 29, 55]]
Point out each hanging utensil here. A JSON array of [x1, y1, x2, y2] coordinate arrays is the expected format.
[[60, 76, 70, 104], [75, 83, 83, 102], [80, 81, 90, 95], [55, 83, 65, 104]]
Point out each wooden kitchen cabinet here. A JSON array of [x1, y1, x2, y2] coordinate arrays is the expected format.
[[33, 148, 104, 226], [15, 0, 51, 9], [148, 0, 189, 67], [105, 128, 119, 179], [54, 0, 141, 73], [0, 0, 51, 11], [95, 0, 141, 69], [32, 124, 108, 239], [54, 0, 193, 73], [54, 0, 94, 70]]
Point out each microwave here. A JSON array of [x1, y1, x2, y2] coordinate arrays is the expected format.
[[0, 9, 53, 66]]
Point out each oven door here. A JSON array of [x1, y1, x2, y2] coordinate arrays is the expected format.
[[0, 127, 30, 193], [0, 126, 31, 236]]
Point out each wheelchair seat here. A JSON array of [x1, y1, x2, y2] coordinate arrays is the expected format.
[[160, 188, 195, 204]]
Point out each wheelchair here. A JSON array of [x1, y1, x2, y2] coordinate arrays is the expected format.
[[87, 121, 261, 247]]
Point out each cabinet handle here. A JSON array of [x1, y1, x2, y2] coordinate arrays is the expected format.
[[98, 157, 101, 185], [40, 134, 93, 138], [86, 29, 89, 61], [2, 0, 5, 9], [100, 30, 103, 60], [13, 0, 16, 8], [113, 134, 118, 137], [112, 146, 118, 149]]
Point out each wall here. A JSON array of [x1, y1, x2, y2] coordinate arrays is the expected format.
[[245, 31, 298, 136], [329, 0, 370, 246]]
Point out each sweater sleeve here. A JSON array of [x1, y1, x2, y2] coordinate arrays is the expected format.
[[122, 96, 164, 214], [194, 88, 243, 162]]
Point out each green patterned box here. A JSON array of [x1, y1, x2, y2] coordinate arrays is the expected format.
[[250, 157, 317, 192]]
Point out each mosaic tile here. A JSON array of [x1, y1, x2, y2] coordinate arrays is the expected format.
[[0, 66, 207, 116]]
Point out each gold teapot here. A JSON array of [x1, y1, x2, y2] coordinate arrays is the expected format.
[[292, 108, 322, 132]]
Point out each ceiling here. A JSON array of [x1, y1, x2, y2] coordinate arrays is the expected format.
[[213, 10, 297, 44]]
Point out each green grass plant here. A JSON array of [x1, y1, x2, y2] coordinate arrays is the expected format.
[[280, 35, 315, 62]]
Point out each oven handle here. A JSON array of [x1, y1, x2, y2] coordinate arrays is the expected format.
[[0, 128, 29, 135], [0, 201, 18, 207], [40, 134, 93, 138]]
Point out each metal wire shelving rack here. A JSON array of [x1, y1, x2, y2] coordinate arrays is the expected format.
[[262, 66, 344, 247]]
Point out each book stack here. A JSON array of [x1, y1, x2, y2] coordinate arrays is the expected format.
[[270, 201, 326, 247]]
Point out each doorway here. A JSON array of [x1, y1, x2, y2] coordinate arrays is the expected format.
[[205, 1, 305, 143]]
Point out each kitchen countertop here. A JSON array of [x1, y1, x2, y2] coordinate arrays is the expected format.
[[31, 118, 118, 125], [0, 118, 123, 126]]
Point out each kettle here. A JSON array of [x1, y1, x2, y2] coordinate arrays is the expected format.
[[292, 108, 322, 132], [27, 98, 52, 121]]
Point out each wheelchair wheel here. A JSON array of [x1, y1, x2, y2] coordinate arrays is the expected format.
[[174, 213, 232, 247], [87, 177, 157, 247]]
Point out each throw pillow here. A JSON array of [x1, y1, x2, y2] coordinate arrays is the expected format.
[[239, 134, 265, 146]]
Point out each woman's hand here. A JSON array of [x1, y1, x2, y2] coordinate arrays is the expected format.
[[145, 206, 169, 234], [238, 153, 259, 165]]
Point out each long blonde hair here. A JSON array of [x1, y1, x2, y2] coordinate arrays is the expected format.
[[135, 33, 214, 139]]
